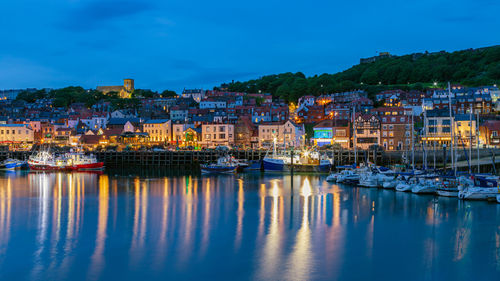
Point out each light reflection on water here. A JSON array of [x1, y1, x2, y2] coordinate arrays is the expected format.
[[0, 171, 499, 280]]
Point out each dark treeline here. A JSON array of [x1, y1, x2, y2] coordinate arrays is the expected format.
[[16, 87, 178, 109], [225, 46, 500, 101]]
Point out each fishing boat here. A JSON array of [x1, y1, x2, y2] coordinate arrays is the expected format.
[[66, 152, 104, 171], [0, 159, 18, 170], [28, 150, 70, 171], [201, 156, 238, 174], [263, 148, 331, 173]]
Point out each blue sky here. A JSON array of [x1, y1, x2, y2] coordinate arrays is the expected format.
[[0, 0, 498, 92]]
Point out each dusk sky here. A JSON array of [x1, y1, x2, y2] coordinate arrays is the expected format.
[[1, 0, 499, 92]]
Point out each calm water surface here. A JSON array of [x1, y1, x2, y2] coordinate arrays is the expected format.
[[0, 170, 499, 281]]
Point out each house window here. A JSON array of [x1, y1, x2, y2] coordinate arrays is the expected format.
[[493, 131, 498, 137], [219, 134, 226, 139]]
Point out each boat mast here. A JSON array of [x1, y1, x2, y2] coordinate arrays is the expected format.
[[411, 111, 415, 170], [469, 104, 472, 174], [476, 110, 480, 173], [423, 103, 427, 170], [448, 82, 455, 176], [353, 107, 357, 166]]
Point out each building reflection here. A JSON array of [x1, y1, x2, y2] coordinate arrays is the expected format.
[[2, 171, 500, 280], [256, 179, 283, 280], [129, 178, 148, 268], [0, 177, 12, 259], [88, 175, 109, 280], [285, 177, 313, 280]]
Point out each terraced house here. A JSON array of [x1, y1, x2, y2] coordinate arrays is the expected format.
[[143, 119, 171, 143]]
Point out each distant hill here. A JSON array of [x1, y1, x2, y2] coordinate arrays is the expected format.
[[224, 45, 500, 101]]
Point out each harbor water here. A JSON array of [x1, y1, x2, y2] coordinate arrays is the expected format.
[[0, 170, 499, 280]]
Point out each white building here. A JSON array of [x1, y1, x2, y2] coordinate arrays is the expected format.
[[199, 99, 227, 109], [172, 123, 195, 143], [201, 124, 234, 147], [0, 124, 34, 143], [143, 119, 171, 142], [258, 120, 305, 148]]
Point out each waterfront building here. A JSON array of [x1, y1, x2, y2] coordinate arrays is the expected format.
[[143, 119, 172, 143], [312, 119, 350, 148], [354, 114, 381, 149], [97, 78, 134, 99], [0, 124, 34, 143], [201, 123, 235, 147], [454, 114, 477, 147], [380, 115, 410, 150], [422, 108, 452, 145], [234, 117, 258, 149], [479, 120, 500, 147], [172, 123, 195, 145], [257, 120, 304, 148]]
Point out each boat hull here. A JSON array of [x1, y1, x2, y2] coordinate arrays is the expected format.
[[436, 189, 459, 197], [263, 158, 330, 173], [28, 164, 69, 171], [0, 162, 17, 170], [72, 162, 105, 171], [201, 165, 237, 174]]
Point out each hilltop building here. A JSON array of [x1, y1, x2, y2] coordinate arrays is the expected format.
[[97, 79, 134, 99]]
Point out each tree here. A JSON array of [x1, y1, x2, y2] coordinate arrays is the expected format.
[[161, 90, 178, 98]]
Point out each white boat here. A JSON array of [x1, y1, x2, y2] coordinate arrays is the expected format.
[[436, 177, 460, 197], [358, 172, 378, 188], [411, 178, 437, 194], [458, 176, 499, 200], [383, 179, 398, 189], [336, 170, 360, 185], [395, 176, 415, 192], [459, 187, 500, 200], [326, 172, 338, 182]]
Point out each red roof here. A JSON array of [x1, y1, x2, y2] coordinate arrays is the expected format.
[[482, 120, 500, 132]]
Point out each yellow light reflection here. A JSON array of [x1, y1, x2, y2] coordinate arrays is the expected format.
[[285, 177, 312, 280], [88, 175, 109, 279], [234, 178, 245, 251]]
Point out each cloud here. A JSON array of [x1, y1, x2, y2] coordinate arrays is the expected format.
[[59, 0, 155, 31]]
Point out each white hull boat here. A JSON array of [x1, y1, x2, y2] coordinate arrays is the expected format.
[[458, 187, 500, 200]]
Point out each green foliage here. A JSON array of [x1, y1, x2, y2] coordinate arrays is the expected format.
[[16, 89, 47, 103], [132, 89, 158, 98], [48, 86, 105, 107], [160, 90, 177, 98], [226, 46, 500, 102]]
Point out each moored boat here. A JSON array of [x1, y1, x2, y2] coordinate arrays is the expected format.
[[201, 156, 238, 174], [28, 150, 70, 171], [0, 159, 18, 170], [436, 177, 460, 197], [66, 152, 104, 171]]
